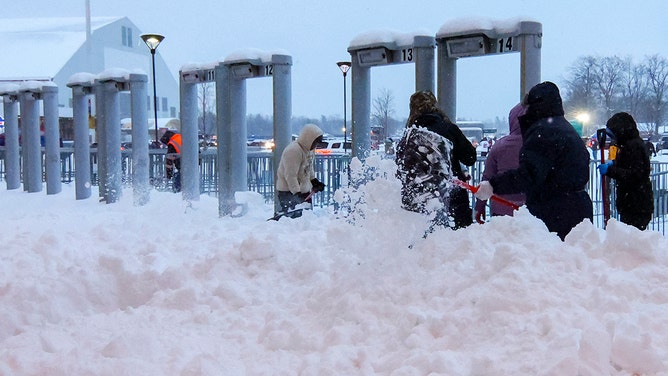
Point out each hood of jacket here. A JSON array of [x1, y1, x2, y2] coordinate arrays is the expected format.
[[413, 112, 443, 129], [297, 124, 324, 151], [606, 112, 639, 144], [508, 102, 526, 136], [518, 81, 565, 136]]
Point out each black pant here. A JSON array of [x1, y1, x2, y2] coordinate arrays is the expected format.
[[448, 186, 473, 230]]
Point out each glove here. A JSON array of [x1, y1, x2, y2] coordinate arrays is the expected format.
[[597, 161, 613, 175], [295, 192, 311, 203], [474, 181, 494, 201], [475, 210, 486, 224], [311, 178, 326, 193]]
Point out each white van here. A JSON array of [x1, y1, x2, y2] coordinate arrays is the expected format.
[[315, 138, 352, 155]]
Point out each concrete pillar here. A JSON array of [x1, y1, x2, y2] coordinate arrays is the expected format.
[[271, 54, 293, 213], [101, 80, 122, 204], [350, 58, 371, 160], [19, 90, 42, 193], [70, 85, 92, 199], [215, 63, 231, 216], [129, 73, 150, 205], [414, 36, 436, 93], [42, 85, 61, 195], [1, 89, 20, 190], [179, 74, 200, 201], [436, 42, 457, 121], [94, 82, 107, 200]]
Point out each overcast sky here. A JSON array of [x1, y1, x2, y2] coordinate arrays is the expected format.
[[3, 0, 666, 124]]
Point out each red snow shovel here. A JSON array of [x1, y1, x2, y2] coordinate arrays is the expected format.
[[596, 128, 611, 227], [453, 179, 521, 211]]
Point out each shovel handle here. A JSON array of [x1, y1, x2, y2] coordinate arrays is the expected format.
[[453, 179, 521, 211]]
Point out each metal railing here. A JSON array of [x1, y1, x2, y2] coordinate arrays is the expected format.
[[1, 147, 666, 235]]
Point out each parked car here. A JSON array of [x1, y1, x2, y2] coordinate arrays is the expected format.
[[315, 138, 351, 155], [659, 134, 668, 151]]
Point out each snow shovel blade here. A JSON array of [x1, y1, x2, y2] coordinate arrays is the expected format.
[[268, 209, 303, 221]]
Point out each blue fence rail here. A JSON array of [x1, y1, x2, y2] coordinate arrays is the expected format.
[[1, 147, 667, 235]]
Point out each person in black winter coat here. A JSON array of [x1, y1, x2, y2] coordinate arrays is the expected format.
[[598, 112, 653, 230], [396, 91, 477, 230], [475, 81, 593, 240]]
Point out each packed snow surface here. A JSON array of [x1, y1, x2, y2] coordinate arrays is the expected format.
[[1, 157, 667, 375]]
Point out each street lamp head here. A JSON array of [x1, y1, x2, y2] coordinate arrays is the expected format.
[[576, 112, 590, 124], [141, 33, 165, 51], [337, 61, 352, 75]]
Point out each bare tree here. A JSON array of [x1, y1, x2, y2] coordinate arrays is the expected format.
[[563, 56, 600, 123], [198, 82, 216, 139], [372, 88, 395, 140], [619, 56, 648, 117], [644, 54, 668, 135], [593, 55, 625, 119]]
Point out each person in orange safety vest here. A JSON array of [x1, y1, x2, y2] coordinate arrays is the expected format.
[[160, 130, 182, 192]]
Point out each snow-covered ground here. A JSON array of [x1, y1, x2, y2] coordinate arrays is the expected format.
[[1, 157, 667, 375]]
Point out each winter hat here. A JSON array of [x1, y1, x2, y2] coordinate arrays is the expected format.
[[160, 130, 175, 145], [409, 91, 438, 115], [407, 91, 449, 127], [606, 112, 638, 143], [522, 81, 564, 117]]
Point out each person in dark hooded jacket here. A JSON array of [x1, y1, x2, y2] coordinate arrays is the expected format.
[[396, 91, 477, 230], [475, 81, 593, 240], [598, 112, 653, 230]]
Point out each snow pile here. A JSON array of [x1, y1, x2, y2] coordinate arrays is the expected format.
[[1, 158, 667, 375]]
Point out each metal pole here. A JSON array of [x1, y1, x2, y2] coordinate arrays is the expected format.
[[151, 50, 159, 144], [343, 72, 347, 147]]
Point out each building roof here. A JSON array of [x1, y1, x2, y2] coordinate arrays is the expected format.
[[0, 17, 120, 80]]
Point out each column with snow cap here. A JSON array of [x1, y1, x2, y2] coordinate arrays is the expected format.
[[179, 66, 208, 202], [0, 84, 20, 190], [216, 50, 293, 217], [41, 84, 61, 195], [96, 71, 129, 204], [436, 18, 542, 119], [129, 73, 150, 206], [348, 31, 435, 160], [271, 54, 292, 214], [67, 73, 96, 200], [18, 82, 42, 193]]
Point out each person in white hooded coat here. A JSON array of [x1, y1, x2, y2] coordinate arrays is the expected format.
[[275, 124, 326, 216]]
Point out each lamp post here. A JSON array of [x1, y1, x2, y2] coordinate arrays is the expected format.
[[141, 33, 164, 145], [337, 61, 351, 150]]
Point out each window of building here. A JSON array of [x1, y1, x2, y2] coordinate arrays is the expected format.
[[121, 26, 133, 47], [126, 27, 133, 47]]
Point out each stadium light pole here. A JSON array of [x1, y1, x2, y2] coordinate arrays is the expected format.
[[141, 33, 164, 145], [337, 61, 352, 150]]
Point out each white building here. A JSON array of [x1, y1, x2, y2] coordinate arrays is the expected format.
[[0, 16, 179, 123]]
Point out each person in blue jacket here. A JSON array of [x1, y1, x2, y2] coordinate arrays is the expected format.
[[475, 81, 593, 240], [598, 112, 653, 230]]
